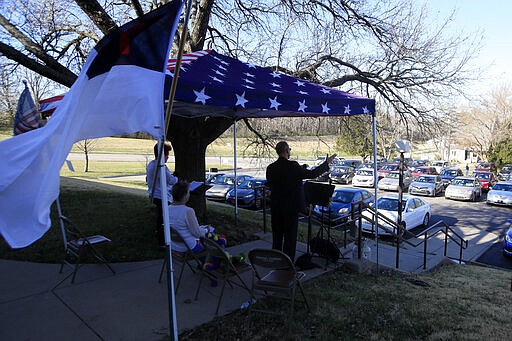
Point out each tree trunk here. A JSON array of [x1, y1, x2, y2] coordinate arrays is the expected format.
[[168, 115, 233, 221]]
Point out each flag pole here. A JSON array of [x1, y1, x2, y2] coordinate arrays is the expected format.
[[160, 0, 194, 340]]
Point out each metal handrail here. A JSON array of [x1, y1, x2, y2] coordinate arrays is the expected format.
[[352, 201, 468, 270]]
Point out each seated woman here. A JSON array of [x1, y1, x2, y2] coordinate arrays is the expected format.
[[169, 181, 225, 253]]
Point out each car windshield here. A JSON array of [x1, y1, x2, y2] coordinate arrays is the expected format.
[[332, 191, 355, 203], [381, 164, 398, 171], [432, 162, 445, 167], [214, 175, 235, 185], [452, 179, 475, 187], [500, 166, 512, 173], [492, 183, 512, 191], [441, 169, 458, 176], [417, 176, 435, 183], [386, 172, 400, 179], [377, 197, 406, 211], [333, 167, 349, 173], [357, 169, 373, 176], [238, 180, 255, 189], [414, 168, 428, 174], [474, 173, 490, 180]]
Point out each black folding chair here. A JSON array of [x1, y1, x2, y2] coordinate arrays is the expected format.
[[158, 229, 206, 294], [58, 215, 115, 284]]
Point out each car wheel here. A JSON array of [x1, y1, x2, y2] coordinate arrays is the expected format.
[[422, 213, 430, 227]]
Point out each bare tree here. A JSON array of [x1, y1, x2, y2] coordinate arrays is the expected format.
[[74, 138, 98, 172], [0, 0, 480, 216]]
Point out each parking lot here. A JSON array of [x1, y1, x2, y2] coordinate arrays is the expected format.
[[236, 166, 512, 269]]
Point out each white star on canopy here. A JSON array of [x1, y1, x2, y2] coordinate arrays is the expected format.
[[270, 82, 281, 88], [193, 87, 211, 105], [321, 102, 330, 113], [363, 106, 370, 114], [269, 96, 281, 110], [298, 100, 307, 112], [320, 88, 331, 94], [235, 92, 249, 108], [294, 80, 305, 87], [344, 104, 351, 114], [271, 71, 281, 78]]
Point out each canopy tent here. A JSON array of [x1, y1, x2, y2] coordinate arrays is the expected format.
[[41, 49, 375, 118]]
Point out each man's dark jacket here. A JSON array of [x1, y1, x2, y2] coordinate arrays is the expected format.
[[266, 157, 329, 213]]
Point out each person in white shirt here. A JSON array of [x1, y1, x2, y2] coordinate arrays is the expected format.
[[146, 141, 178, 248], [169, 181, 211, 253]]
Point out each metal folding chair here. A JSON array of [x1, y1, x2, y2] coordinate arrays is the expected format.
[[247, 248, 310, 331], [58, 215, 115, 284], [195, 237, 252, 315], [158, 229, 206, 294]]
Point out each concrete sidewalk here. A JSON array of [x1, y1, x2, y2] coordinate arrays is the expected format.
[[0, 226, 498, 340]]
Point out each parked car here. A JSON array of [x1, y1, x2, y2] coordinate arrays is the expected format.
[[205, 174, 253, 201], [486, 181, 512, 206], [473, 171, 497, 192], [313, 187, 374, 221], [444, 176, 482, 201], [378, 170, 413, 192], [339, 159, 362, 169], [361, 195, 431, 235], [431, 160, 450, 173], [329, 166, 355, 184], [225, 178, 269, 209], [504, 220, 512, 257], [409, 159, 430, 169], [475, 161, 496, 173], [352, 168, 376, 188], [377, 163, 399, 179], [411, 166, 438, 179], [409, 175, 444, 197], [439, 167, 464, 188], [205, 171, 225, 185], [497, 164, 512, 181]]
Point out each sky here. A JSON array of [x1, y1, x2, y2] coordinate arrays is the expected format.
[[422, 0, 512, 91]]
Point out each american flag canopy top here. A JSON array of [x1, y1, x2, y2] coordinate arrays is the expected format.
[[13, 84, 42, 135], [166, 50, 375, 118], [41, 50, 375, 119]]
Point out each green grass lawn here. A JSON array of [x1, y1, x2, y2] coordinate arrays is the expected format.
[[180, 262, 511, 340], [0, 179, 268, 263]]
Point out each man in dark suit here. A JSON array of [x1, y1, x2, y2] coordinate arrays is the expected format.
[[266, 141, 336, 260]]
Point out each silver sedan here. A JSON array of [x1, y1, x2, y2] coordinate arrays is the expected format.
[[486, 182, 512, 206], [444, 176, 482, 201], [409, 175, 444, 197]]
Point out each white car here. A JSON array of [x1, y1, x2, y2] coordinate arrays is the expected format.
[[486, 181, 512, 206], [361, 195, 431, 235], [444, 176, 482, 201], [378, 170, 413, 192], [352, 168, 375, 187]]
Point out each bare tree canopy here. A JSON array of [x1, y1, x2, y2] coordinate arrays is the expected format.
[[0, 0, 480, 215]]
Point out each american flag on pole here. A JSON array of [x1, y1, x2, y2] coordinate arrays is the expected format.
[[13, 83, 42, 135]]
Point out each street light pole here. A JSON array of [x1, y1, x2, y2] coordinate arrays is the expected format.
[[394, 140, 411, 269], [396, 151, 404, 268]]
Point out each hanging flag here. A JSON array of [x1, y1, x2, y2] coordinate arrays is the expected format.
[[0, 0, 183, 248], [13, 82, 42, 135]]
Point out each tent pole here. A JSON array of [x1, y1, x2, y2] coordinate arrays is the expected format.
[[160, 0, 194, 339], [233, 119, 238, 225], [372, 112, 379, 273]]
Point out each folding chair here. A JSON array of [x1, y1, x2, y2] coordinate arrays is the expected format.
[[247, 248, 310, 330], [158, 229, 206, 295], [194, 237, 252, 315], [58, 215, 115, 284]]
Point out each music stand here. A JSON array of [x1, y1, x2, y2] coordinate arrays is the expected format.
[[303, 181, 335, 264]]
